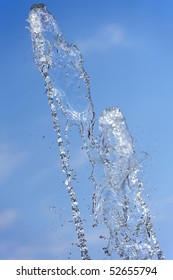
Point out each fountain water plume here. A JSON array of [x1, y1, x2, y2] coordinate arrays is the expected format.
[[28, 3, 164, 260], [28, 3, 91, 260]]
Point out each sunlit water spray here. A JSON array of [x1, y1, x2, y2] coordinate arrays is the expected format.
[[28, 3, 164, 260]]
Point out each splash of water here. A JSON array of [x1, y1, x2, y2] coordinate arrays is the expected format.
[[28, 3, 91, 260], [92, 107, 163, 259], [28, 3, 164, 260]]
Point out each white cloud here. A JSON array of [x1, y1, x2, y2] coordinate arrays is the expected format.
[[0, 224, 77, 259], [0, 209, 18, 231], [151, 195, 173, 222], [0, 241, 64, 259], [71, 148, 88, 169], [0, 143, 27, 185], [78, 24, 130, 53], [26, 163, 58, 187]]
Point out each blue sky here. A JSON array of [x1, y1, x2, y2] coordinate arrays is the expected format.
[[0, 0, 173, 259]]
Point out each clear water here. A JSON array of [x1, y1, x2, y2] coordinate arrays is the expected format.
[[28, 4, 164, 260]]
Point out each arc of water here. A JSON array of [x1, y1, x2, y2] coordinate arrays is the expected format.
[[28, 4, 91, 260]]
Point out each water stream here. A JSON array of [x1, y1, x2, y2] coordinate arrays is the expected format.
[[28, 3, 164, 260]]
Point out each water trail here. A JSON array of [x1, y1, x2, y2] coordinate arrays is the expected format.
[[28, 3, 164, 260], [28, 3, 91, 260], [92, 107, 163, 259]]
